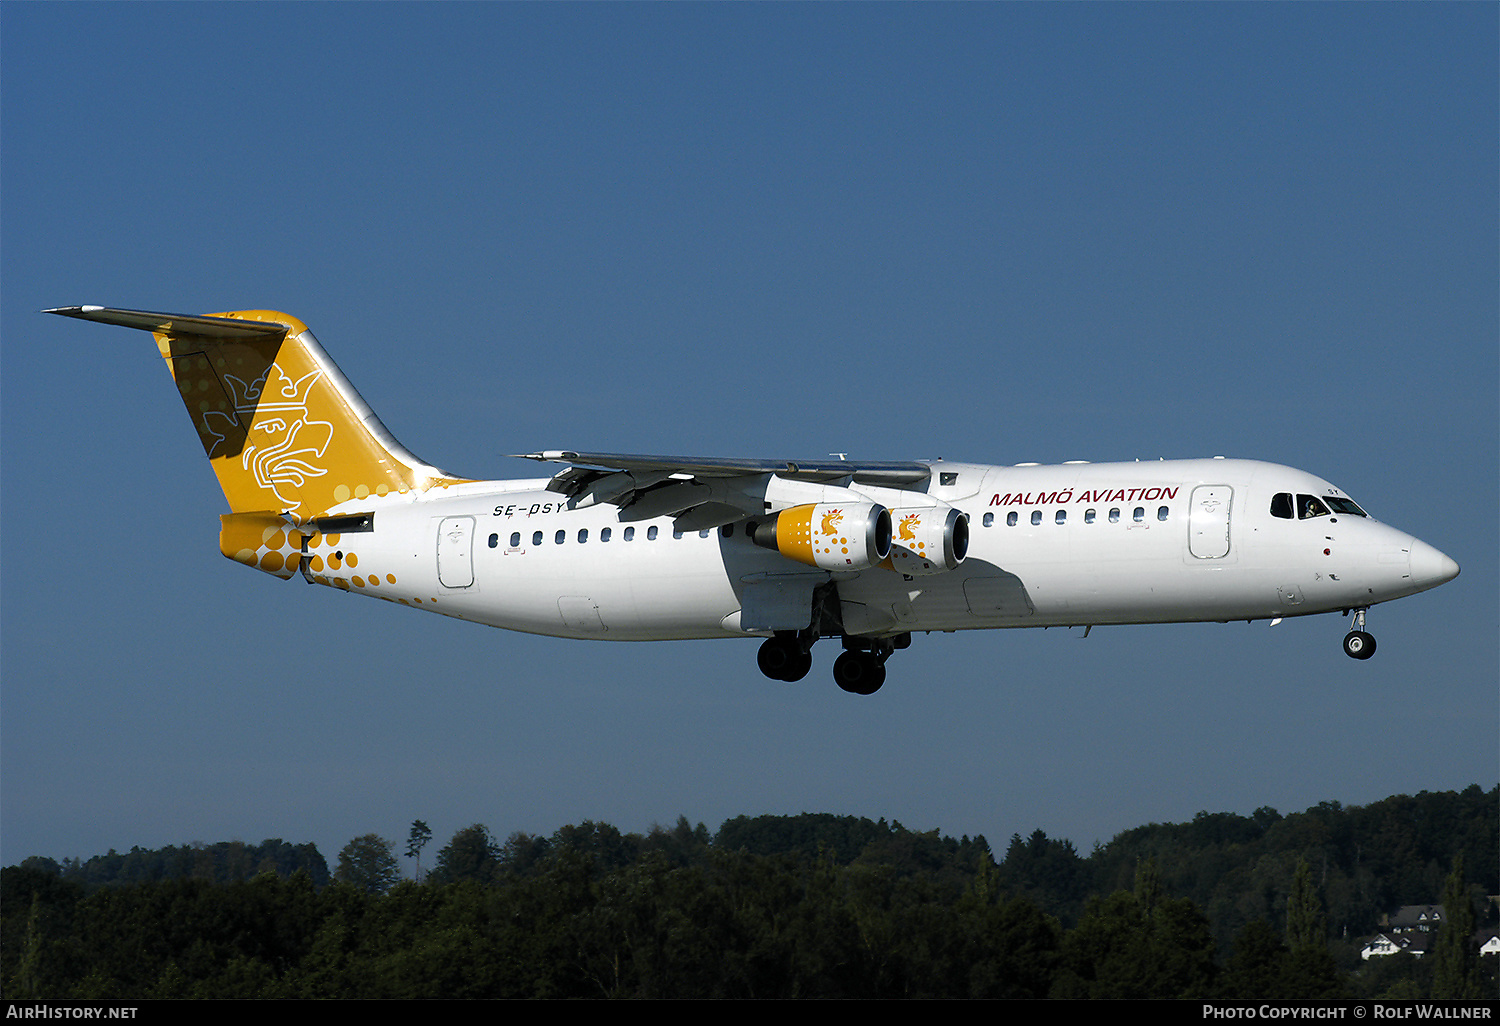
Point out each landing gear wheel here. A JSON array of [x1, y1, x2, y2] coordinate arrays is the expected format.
[[758, 638, 791, 679], [758, 638, 813, 681], [833, 651, 886, 695], [1343, 631, 1376, 660], [781, 652, 813, 682]]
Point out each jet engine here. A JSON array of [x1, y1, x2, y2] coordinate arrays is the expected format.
[[751, 502, 892, 571], [884, 506, 969, 576]]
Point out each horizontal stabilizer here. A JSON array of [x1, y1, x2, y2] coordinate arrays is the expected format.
[[46, 306, 290, 340]]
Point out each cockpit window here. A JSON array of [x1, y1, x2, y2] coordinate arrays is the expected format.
[[1275, 492, 1367, 520], [1298, 495, 1330, 519]]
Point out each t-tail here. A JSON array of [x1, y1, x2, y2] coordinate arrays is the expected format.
[[47, 306, 461, 578]]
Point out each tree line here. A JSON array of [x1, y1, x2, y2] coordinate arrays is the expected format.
[[2, 785, 1493, 999]]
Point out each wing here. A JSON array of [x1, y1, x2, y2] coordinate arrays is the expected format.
[[511, 450, 933, 530]]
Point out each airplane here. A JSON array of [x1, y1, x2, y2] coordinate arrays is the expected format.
[[47, 305, 1461, 695]]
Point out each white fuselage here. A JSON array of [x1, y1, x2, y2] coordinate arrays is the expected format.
[[44, 306, 1458, 680], [302, 457, 1456, 643]]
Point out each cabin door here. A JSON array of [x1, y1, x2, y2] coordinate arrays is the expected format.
[[1188, 486, 1232, 559], [437, 516, 475, 588]]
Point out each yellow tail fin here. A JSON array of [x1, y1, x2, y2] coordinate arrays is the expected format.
[[48, 306, 459, 518]]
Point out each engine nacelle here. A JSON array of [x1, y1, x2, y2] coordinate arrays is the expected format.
[[883, 506, 969, 576], [751, 502, 892, 571]]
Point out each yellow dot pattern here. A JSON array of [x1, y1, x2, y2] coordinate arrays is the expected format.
[[297, 530, 426, 605], [218, 515, 428, 602], [219, 512, 304, 580]]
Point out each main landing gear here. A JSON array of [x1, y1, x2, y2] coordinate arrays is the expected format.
[[1342, 607, 1376, 660], [757, 632, 910, 694], [757, 632, 814, 682]]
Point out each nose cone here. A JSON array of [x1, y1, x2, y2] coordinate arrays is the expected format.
[[1409, 539, 1460, 592]]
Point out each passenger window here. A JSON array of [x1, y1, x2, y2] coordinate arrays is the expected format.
[[1157, 506, 1169, 521], [555, 529, 566, 545], [488, 533, 499, 548], [647, 526, 658, 541], [1270, 492, 1294, 519], [1109, 508, 1121, 523], [1031, 510, 1042, 526], [1007, 512, 1018, 527], [578, 529, 588, 543], [1085, 509, 1096, 524], [983, 512, 994, 527], [1298, 495, 1330, 519], [1055, 510, 1066, 525], [532, 531, 544, 546], [601, 527, 611, 542], [510, 532, 521, 547], [699, 529, 711, 539], [721, 524, 734, 537], [624, 527, 635, 541], [1133, 507, 1145, 522], [673, 528, 684, 539]]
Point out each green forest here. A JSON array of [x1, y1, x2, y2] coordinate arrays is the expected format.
[[3, 784, 1494, 999]]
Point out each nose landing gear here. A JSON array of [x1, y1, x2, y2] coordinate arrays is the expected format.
[[1342, 607, 1376, 660]]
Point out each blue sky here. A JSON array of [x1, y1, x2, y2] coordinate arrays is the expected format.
[[3, 3, 1494, 870]]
